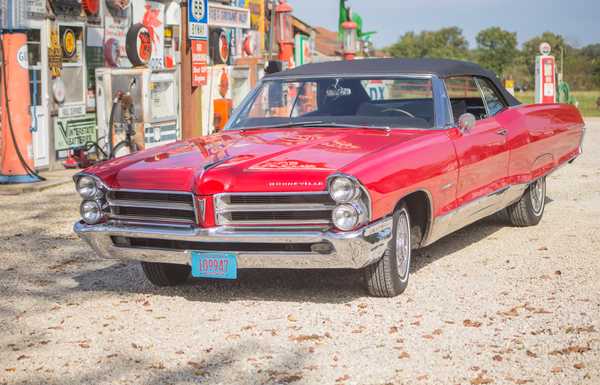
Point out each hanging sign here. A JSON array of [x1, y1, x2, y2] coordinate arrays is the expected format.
[[208, 3, 250, 29], [188, 0, 209, 40], [48, 27, 63, 78], [191, 40, 208, 87]]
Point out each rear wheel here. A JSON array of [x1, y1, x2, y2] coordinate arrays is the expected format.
[[141, 262, 190, 287], [363, 204, 412, 297], [507, 177, 546, 227]]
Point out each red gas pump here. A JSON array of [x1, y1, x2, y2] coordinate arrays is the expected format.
[[535, 42, 557, 104]]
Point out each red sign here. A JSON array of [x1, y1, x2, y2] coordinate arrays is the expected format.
[[191, 40, 208, 87]]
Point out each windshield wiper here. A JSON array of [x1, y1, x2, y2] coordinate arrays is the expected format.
[[307, 122, 391, 131], [239, 121, 324, 131]]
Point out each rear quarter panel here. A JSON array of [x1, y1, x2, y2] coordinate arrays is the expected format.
[[496, 103, 585, 184], [342, 130, 459, 221]]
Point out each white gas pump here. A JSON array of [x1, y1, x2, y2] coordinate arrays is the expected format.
[[95, 67, 179, 153], [535, 42, 557, 104]]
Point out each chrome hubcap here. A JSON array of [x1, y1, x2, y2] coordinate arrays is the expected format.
[[395, 210, 411, 281], [530, 178, 545, 215]]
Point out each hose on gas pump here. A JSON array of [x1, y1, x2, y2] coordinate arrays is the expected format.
[[0, 33, 45, 182]]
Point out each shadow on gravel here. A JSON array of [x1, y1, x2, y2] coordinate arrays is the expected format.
[[70, 213, 511, 303]]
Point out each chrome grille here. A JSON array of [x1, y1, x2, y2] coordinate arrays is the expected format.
[[107, 190, 197, 225], [215, 192, 335, 227]]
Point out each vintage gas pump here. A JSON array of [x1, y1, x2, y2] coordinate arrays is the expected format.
[[535, 42, 557, 104], [0, 1, 42, 183], [94, 22, 180, 158]]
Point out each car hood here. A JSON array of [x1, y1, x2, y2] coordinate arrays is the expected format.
[[86, 128, 424, 195]]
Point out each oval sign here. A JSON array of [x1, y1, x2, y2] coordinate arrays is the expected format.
[[62, 28, 77, 58]]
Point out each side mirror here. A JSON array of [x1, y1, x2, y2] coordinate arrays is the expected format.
[[458, 113, 476, 134]]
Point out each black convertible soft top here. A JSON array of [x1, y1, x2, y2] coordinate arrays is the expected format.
[[265, 58, 521, 106]]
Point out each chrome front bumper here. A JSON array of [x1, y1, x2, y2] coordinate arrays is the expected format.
[[74, 217, 393, 269]]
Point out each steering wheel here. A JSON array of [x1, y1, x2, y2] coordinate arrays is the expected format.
[[381, 108, 415, 118]]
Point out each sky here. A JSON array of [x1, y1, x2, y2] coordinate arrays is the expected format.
[[288, 0, 600, 49]]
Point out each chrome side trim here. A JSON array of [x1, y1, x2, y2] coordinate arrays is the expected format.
[[422, 183, 528, 246]]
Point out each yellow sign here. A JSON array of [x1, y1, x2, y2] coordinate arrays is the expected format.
[[62, 29, 77, 58], [246, 0, 264, 50], [48, 27, 62, 78]]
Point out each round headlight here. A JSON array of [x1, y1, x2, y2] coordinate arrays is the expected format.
[[80, 200, 104, 225], [77, 176, 99, 199], [329, 176, 360, 203], [332, 204, 360, 231]]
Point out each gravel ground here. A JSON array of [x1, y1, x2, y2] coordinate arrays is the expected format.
[[1, 119, 599, 385]]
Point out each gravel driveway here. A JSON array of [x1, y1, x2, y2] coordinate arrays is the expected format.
[[1, 119, 599, 385]]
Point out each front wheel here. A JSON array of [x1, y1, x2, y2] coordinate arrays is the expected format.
[[363, 204, 412, 297], [141, 262, 190, 287], [507, 177, 546, 227]]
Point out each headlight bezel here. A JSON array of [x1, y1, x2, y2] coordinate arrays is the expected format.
[[331, 202, 368, 231], [328, 175, 361, 203], [327, 173, 371, 231], [80, 199, 105, 225], [75, 174, 106, 199]]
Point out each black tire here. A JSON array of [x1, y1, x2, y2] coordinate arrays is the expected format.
[[507, 177, 546, 227], [141, 262, 191, 287], [363, 203, 412, 297]]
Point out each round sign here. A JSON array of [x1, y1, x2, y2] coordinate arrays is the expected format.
[[191, 0, 205, 20], [62, 29, 77, 58], [126, 23, 152, 67], [539, 42, 552, 56], [16, 45, 28, 69], [52, 78, 66, 104]]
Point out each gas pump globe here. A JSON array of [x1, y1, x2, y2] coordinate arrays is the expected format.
[[342, 20, 357, 61], [275, 0, 294, 67]]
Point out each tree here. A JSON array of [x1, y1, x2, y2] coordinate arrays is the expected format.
[[387, 27, 469, 60], [474, 27, 517, 77]]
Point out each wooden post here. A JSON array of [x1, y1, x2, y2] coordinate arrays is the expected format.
[[180, 1, 203, 139]]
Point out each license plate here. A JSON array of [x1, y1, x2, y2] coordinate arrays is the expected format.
[[190, 251, 237, 280]]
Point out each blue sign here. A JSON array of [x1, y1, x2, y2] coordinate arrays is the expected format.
[[188, 0, 208, 40]]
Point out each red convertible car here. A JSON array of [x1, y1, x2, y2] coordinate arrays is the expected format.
[[74, 59, 585, 297]]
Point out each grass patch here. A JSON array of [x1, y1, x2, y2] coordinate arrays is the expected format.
[[515, 90, 600, 117]]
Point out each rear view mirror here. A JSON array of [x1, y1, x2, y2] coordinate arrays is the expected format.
[[458, 113, 476, 134]]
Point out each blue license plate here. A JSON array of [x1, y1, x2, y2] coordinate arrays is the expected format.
[[190, 251, 237, 280]]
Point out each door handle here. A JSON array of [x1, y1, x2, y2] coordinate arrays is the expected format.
[[496, 128, 508, 136]]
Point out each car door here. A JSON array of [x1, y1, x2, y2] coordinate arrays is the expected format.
[[446, 76, 510, 220]]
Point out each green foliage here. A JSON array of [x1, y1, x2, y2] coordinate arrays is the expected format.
[[386, 27, 600, 92], [386, 27, 469, 60], [475, 27, 518, 77]]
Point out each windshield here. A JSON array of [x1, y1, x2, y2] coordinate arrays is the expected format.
[[226, 76, 435, 130]]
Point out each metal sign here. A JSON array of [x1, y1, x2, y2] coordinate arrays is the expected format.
[[208, 3, 250, 29], [188, 0, 208, 40], [191, 40, 208, 87], [54, 114, 98, 150]]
